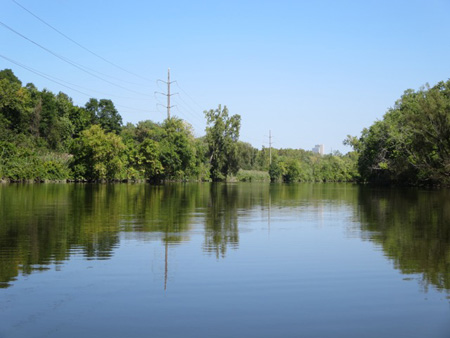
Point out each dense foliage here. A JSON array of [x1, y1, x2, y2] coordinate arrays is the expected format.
[[0, 69, 202, 182], [0, 69, 361, 183], [348, 80, 450, 186], [268, 149, 359, 183], [205, 105, 241, 181]]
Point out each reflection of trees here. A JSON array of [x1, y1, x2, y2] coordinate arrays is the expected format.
[[122, 183, 201, 290], [202, 183, 282, 258], [120, 183, 198, 239], [357, 187, 450, 291], [0, 182, 370, 289], [0, 183, 209, 288], [269, 183, 358, 208], [0, 184, 121, 288], [203, 184, 240, 258], [0, 183, 257, 288]]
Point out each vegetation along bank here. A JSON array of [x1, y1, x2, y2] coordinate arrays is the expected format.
[[1, 69, 448, 186]]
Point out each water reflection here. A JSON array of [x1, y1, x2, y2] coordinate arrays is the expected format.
[[0, 184, 121, 288], [357, 187, 450, 291], [0, 183, 449, 294], [203, 184, 240, 258]]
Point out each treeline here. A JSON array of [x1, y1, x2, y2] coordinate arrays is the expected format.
[[0, 69, 224, 182], [0, 69, 360, 183], [267, 149, 358, 182], [346, 80, 450, 186]]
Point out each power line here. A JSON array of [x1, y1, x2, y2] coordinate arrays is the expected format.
[[0, 54, 150, 100], [6, 1, 216, 131], [10, 0, 153, 83], [174, 81, 204, 111], [172, 106, 204, 134], [0, 21, 149, 96], [0, 54, 158, 116], [0, 53, 91, 97], [172, 95, 205, 123]]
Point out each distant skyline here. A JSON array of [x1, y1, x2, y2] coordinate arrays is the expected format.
[[2, 0, 449, 153]]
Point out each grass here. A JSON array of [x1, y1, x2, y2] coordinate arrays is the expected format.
[[236, 169, 270, 182]]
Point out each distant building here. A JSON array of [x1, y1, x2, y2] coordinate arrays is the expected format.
[[312, 144, 324, 155]]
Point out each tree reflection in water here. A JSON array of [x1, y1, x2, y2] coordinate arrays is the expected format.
[[0, 183, 449, 294], [357, 187, 450, 292]]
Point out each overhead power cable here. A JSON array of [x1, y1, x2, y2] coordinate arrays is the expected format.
[[0, 54, 149, 100], [11, 0, 152, 83], [0, 54, 158, 115], [0, 53, 91, 97], [172, 95, 204, 123], [0, 21, 150, 96], [175, 81, 205, 111]]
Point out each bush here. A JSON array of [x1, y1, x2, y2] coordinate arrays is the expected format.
[[236, 169, 270, 182]]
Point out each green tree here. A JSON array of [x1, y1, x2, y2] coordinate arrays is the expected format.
[[236, 141, 258, 170], [283, 158, 301, 182], [255, 146, 271, 171], [158, 117, 196, 180], [70, 125, 127, 180], [85, 98, 122, 134], [354, 80, 450, 185], [136, 138, 163, 180], [192, 136, 210, 181], [134, 120, 164, 143], [69, 105, 92, 138], [0, 69, 22, 85], [269, 157, 283, 182], [0, 73, 31, 133], [38, 90, 74, 151], [204, 105, 241, 181]]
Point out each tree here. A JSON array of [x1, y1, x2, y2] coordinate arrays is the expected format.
[[26, 83, 41, 138], [69, 106, 92, 138], [134, 120, 164, 143], [204, 105, 241, 181], [70, 125, 127, 180], [255, 146, 271, 171], [136, 138, 163, 180], [269, 157, 283, 182], [158, 117, 196, 179], [354, 80, 450, 185], [269, 157, 301, 183], [236, 141, 258, 170], [38, 90, 74, 151], [85, 98, 122, 134], [0, 69, 21, 85], [0, 74, 31, 133]]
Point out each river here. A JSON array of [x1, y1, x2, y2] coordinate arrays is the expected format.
[[0, 183, 449, 337]]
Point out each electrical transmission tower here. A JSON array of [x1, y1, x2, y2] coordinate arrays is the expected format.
[[269, 130, 272, 165], [156, 68, 177, 119]]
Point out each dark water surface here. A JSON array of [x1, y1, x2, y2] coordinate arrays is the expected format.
[[0, 183, 449, 337]]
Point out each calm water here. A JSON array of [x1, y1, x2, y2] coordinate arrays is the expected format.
[[0, 183, 449, 338]]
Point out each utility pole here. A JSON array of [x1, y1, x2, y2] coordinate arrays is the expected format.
[[167, 68, 171, 119], [269, 130, 272, 165], [156, 68, 177, 119]]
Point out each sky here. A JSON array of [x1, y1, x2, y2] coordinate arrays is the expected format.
[[1, 0, 450, 153]]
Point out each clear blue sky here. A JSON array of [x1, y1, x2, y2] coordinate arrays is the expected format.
[[2, 0, 449, 153]]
